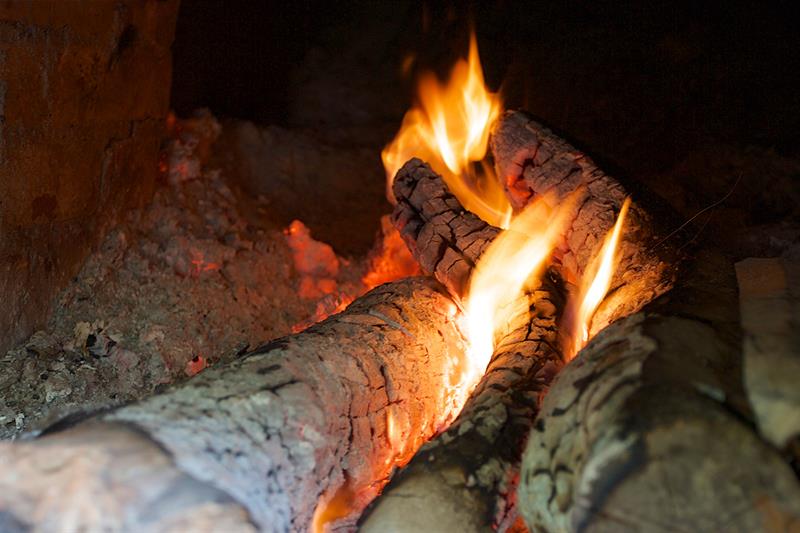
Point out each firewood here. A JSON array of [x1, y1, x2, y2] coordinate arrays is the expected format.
[[736, 257, 800, 452], [491, 110, 676, 333], [373, 119, 681, 529], [361, 283, 562, 532], [0, 278, 467, 532], [490, 114, 800, 529], [519, 251, 800, 531], [362, 160, 562, 531], [391, 157, 501, 298]]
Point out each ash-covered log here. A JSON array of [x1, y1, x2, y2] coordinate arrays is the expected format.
[[0, 278, 467, 532], [519, 251, 800, 531], [371, 102, 691, 529], [362, 285, 562, 532], [489, 111, 800, 530], [364, 160, 563, 531]]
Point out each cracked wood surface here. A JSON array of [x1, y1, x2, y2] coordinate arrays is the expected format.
[[0, 277, 467, 533], [362, 281, 562, 532], [365, 162, 561, 531], [382, 119, 681, 530], [0, 422, 256, 532], [519, 251, 800, 532], [491, 110, 677, 335], [391, 157, 500, 299]]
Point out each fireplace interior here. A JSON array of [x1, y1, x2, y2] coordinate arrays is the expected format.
[[0, 1, 798, 532]]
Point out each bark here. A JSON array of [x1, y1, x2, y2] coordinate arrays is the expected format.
[[519, 251, 800, 532], [375, 130, 683, 529], [391, 157, 500, 298], [736, 257, 800, 451], [490, 110, 677, 335], [0, 422, 255, 532], [361, 283, 562, 532], [0, 278, 467, 533], [362, 161, 561, 531]]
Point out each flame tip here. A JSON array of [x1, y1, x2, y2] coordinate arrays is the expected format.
[[565, 196, 631, 360]]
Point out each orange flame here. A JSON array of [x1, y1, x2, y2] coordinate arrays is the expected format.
[[311, 481, 356, 533], [386, 410, 401, 454], [382, 33, 511, 228], [457, 192, 578, 404], [565, 198, 631, 360]]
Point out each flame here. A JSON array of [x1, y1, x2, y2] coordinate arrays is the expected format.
[[565, 198, 631, 360], [361, 215, 422, 290], [311, 481, 356, 533], [382, 33, 511, 228], [456, 192, 577, 404], [386, 410, 401, 452], [311, 410, 412, 533]]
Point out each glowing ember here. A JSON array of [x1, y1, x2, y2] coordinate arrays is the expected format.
[[311, 481, 356, 533], [382, 33, 511, 228], [288, 216, 421, 333], [362, 215, 422, 290], [285, 220, 340, 300], [184, 354, 207, 376], [189, 248, 220, 276], [385, 410, 403, 463], [564, 198, 631, 360], [458, 193, 577, 404], [291, 294, 354, 334]]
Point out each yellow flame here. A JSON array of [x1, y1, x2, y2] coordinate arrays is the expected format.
[[382, 33, 511, 228], [385, 409, 403, 463], [311, 481, 355, 533], [566, 198, 631, 360], [457, 192, 577, 403]]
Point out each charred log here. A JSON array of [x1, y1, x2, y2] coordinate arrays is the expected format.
[[362, 161, 561, 531], [391, 157, 500, 298], [491, 110, 677, 334], [0, 278, 466, 532], [376, 116, 685, 529], [0, 422, 256, 531], [362, 282, 562, 532], [519, 251, 800, 531]]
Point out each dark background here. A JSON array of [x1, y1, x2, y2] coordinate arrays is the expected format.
[[171, 0, 800, 256]]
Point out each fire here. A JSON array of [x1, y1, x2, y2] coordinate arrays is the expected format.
[[382, 33, 511, 228], [184, 354, 207, 376], [386, 410, 401, 453], [311, 482, 356, 533], [189, 248, 220, 276], [564, 198, 631, 360], [458, 193, 577, 402]]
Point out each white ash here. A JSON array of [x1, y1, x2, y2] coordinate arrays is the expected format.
[[0, 112, 374, 440]]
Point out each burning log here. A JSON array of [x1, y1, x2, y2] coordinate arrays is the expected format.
[[361, 283, 562, 532], [491, 110, 677, 347], [390, 157, 500, 297], [519, 251, 800, 531], [0, 278, 468, 532], [363, 160, 563, 531], [368, 98, 686, 528]]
